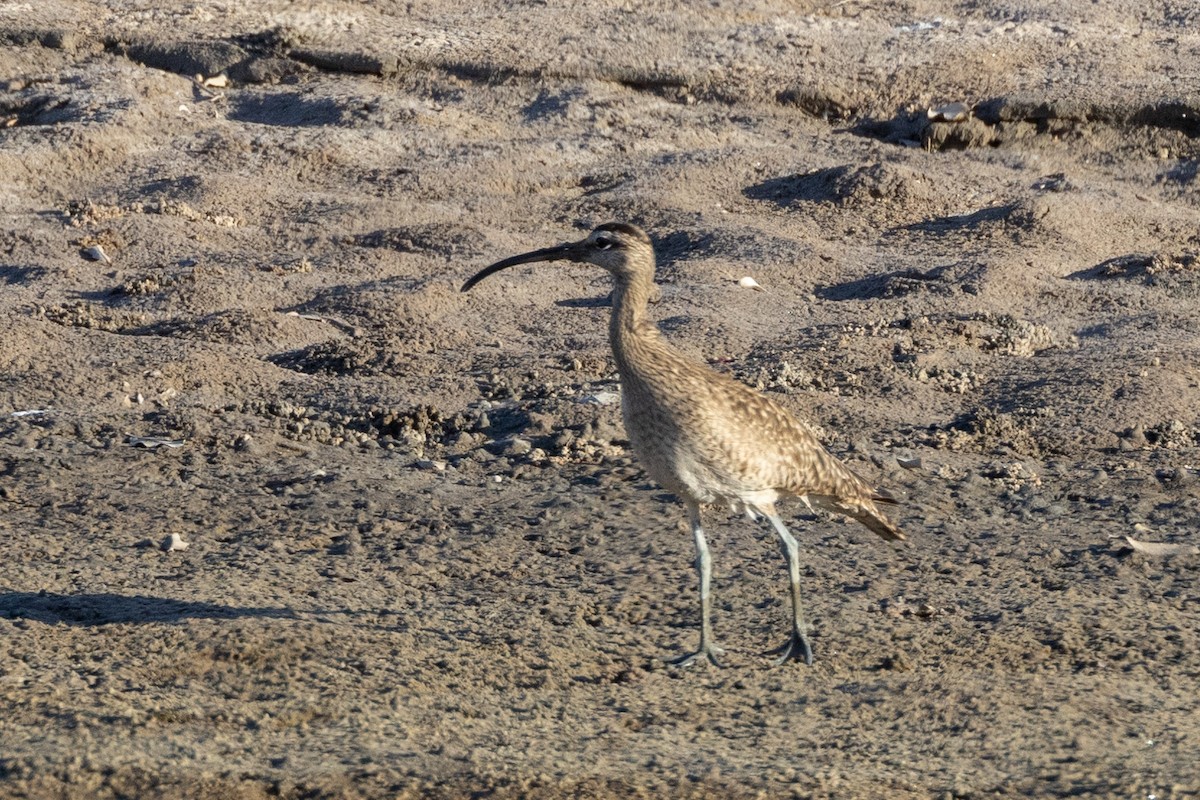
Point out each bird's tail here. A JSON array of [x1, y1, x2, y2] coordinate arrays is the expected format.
[[847, 498, 905, 542], [801, 458, 906, 541], [811, 492, 905, 542]]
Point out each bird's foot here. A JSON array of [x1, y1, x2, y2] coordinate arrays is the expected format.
[[766, 630, 813, 666], [669, 642, 726, 668]]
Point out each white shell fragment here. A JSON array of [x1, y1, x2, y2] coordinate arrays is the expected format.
[[897, 457, 924, 471], [580, 391, 620, 406], [1124, 537, 1198, 557], [161, 532, 189, 552], [190, 74, 228, 102], [10, 408, 53, 418], [127, 435, 186, 449], [927, 102, 971, 123], [737, 276, 764, 290], [83, 245, 111, 264]]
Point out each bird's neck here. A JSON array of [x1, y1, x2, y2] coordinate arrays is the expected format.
[[609, 271, 662, 375]]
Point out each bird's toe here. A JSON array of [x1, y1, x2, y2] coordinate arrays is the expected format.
[[669, 643, 726, 668], [766, 632, 814, 666]]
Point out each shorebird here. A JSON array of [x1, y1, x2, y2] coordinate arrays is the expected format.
[[462, 222, 904, 667]]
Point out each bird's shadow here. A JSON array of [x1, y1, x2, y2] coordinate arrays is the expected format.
[[0, 591, 299, 627]]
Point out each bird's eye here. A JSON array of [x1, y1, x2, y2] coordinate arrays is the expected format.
[[594, 237, 614, 250]]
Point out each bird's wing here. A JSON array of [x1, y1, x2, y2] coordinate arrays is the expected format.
[[692, 372, 885, 499]]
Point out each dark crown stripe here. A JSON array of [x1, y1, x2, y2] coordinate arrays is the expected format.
[[595, 222, 651, 243]]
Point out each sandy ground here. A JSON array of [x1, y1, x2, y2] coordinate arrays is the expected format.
[[2, 1, 1199, 798]]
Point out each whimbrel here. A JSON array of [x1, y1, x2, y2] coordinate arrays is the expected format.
[[462, 223, 904, 666]]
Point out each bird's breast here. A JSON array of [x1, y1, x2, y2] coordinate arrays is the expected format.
[[619, 382, 770, 507]]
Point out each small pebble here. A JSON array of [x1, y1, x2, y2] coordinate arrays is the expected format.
[[504, 438, 532, 456], [1127, 424, 1147, 446]]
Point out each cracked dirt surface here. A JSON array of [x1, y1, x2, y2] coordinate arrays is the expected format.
[[1, 1, 1199, 798]]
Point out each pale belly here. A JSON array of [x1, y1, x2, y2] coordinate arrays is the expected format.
[[621, 395, 782, 511]]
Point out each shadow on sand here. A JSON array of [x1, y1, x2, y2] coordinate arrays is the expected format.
[[0, 591, 299, 627]]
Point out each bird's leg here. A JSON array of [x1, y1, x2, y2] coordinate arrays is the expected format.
[[763, 511, 814, 666], [669, 502, 725, 667]]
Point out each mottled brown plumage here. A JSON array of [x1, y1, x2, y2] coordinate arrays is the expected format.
[[463, 222, 904, 666]]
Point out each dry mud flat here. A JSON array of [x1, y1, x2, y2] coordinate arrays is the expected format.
[[1, 1, 1200, 799]]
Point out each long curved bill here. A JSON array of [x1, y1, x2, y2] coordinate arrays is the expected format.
[[461, 241, 585, 292]]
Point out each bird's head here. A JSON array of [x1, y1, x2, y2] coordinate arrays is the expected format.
[[461, 222, 654, 292]]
